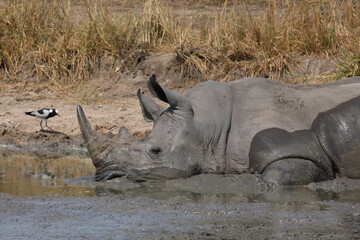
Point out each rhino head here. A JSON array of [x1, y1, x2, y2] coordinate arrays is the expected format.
[[77, 75, 203, 182]]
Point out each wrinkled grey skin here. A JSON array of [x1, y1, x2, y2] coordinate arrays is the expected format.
[[77, 75, 360, 183], [250, 96, 360, 185]]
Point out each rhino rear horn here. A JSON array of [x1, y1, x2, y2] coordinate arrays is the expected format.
[[148, 74, 192, 112], [118, 126, 134, 141], [137, 89, 163, 122]]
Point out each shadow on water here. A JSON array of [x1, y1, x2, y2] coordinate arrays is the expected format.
[[2, 149, 360, 206]]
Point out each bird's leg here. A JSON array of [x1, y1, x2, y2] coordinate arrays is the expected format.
[[40, 120, 44, 131], [45, 119, 55, 131]]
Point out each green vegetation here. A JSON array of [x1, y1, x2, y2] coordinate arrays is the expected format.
[[0, 0, 359, 90]]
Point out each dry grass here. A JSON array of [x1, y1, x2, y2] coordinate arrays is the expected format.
[[0, 0, 359, 90]]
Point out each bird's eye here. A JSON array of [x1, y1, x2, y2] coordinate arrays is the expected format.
[[150, 147, 161, 155]]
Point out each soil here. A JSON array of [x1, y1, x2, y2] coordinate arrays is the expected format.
[[0, 87, 153, 149]]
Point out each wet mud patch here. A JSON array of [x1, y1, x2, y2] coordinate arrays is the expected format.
[[2, 150, 360, 239], [1, 194, 360, 239], [3, 149, 360, 205]]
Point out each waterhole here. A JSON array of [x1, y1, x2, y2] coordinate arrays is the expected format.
[[0, 150, 96, 196], [2, 149, 360, 205]]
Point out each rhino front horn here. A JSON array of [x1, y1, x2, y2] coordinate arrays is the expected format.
[[77, 105, 113, 169], [77, 105, 95, 143]]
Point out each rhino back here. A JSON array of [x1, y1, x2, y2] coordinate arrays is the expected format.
[[225, 77, 360, 172]]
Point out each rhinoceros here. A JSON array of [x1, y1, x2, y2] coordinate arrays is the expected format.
[[250, 95, 360, 185], [77, 75, 360, 185]]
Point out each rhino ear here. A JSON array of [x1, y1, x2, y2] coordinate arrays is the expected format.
[[137, 89, 164, 122], [148, 74, 192, 112]]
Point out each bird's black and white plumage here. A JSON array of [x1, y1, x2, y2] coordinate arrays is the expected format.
[[25, 108, 60, 131]]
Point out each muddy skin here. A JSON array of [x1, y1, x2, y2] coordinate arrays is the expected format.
[[78, 76, 360, 186]]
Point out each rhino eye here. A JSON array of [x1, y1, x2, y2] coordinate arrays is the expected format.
[[150, 147, 161, 155]]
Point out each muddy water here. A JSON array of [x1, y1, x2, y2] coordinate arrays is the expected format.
[[2, 150, 360, 239], [0, 150, 96, 196], [2, 150, 360, 205]]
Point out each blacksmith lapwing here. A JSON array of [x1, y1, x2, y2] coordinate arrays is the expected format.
[[25, 108, 60, 131]]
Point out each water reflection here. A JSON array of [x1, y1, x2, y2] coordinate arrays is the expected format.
[[0, 151, 96, 196], [2, 150, 360, 206], [92, 183, 360, 206]]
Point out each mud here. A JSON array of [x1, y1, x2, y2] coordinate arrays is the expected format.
[[0, 191, 360, 239], [1, 191, 360, 239], [1, 151, 360, 239]]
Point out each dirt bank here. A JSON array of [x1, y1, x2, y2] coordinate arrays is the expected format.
[[0, 85, 153, 151]]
